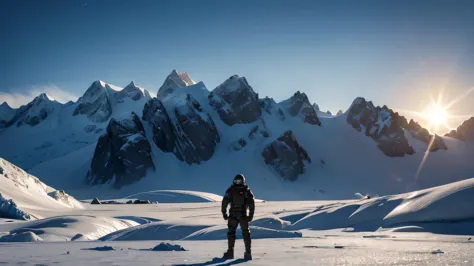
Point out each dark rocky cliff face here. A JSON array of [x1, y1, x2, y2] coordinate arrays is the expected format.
[[142, 95, 220, 165], [209, 75, 261, 126], [86, 112, 155, 187], [347, 97, 447, 156], [262, 130, 311, 181]]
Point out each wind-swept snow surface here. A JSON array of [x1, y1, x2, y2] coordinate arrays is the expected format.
[[0, 158, 83, 220]]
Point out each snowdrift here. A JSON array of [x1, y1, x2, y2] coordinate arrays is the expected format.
[[0, 215, 138, 242], [290, 178, 474, 234]]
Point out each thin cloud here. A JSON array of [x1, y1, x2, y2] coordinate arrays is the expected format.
[[0, 85, 79, 108]]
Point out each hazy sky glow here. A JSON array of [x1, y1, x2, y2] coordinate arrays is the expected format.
[[1, 0, 473, 132]]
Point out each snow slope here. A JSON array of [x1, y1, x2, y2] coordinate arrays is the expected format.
[[0, 158, 83, 220]]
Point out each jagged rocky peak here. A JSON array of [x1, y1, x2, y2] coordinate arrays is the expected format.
[[348, 97, 448, 155], [282, 91, 321, 126], [157, 69, 196, 99], [347, 97, 417, 157], [116, 81, 152, 102], [406, 119, 447, 152], [86, 112, 155, 188], [8, 93, 60, 127], [142, 95, 220, 165], [209, 75, 261, 126], [172, 94, 220, 164], [313, 103, 320, 111], [0, 102, 15, 128], [445, 117, 474, 141], [336, 110, 344, 116], [73, 80, 117, 123], [260, 97, 285, 120], [262, 130, 311, 181], [326, 110, 332, 116], [142, 98, 176, 153]]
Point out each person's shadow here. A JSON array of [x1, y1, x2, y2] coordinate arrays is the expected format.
[[172, 258, 248, 266]]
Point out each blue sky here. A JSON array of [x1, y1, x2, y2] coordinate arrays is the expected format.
[[1, 0, 473, 129]]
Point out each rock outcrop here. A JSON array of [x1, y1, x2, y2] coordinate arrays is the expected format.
[[172, 94, 220, 164], [281, 91, 321, 126], [406, 120, 447, 152], [142, 98, 177, 153], [86, 112, 155, 187], [262, 130, 311, 181], [260, 97, 286, 121], [209, 75, 261, 125], [143, 95, 220, 164], [445, 117, 474, 142], [347, 97, 415, 157]]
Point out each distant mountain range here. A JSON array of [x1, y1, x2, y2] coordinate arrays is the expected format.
[[1, 70, 474, 200]]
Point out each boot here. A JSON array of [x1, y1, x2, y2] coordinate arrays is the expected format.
[[244, 251, 253, 260], [223, 232, 236, 259], [223, 248, 234, 259]]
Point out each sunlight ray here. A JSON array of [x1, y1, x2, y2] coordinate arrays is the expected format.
[[444, 87, 474, 110]]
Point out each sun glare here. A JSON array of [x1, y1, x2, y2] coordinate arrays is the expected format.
[[425, 106, 448, 126]]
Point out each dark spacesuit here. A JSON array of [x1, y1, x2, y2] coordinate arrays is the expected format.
[[221, 174, 255, 260]]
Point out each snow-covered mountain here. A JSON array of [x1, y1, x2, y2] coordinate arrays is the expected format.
[[7, 93, 62, 127], [0, 158, 82, 220], [0, 102, 15, 128], [157, 70, 196, 99], [1, 70, 474, 201]]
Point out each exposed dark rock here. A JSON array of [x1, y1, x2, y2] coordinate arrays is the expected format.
[[91, 198, 101, 205], [143, 95, 220, 164], [445, 117, 474, 141], [347, 97, 446, 156], [406, 120, 447, 151], [313, 103, 320, 111], [173, 94, 220, 164], [276, 109, 286, 121], [133, 199, 152, 204], [209, 75, 261, 125], [336, 110, 344, 116], [326, 111, 332, 116], [262, 130, 311, 181], [86, 112, 155, 188], [347, 97, 415, 157], [232, 137, 247, 151], [260, 97, 277, 115], [142, 98, 177, 153], [73, 81, 115, 123], [259, 97, 285, 121], [8, 94, 59, 127], [282, 91, 321, 126]]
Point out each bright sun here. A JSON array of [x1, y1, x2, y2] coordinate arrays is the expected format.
[[425, 106, 448, 126]]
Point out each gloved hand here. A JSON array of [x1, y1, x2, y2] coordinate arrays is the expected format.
[[247, 215, 253, 222], [223, 213, 228, 220]]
